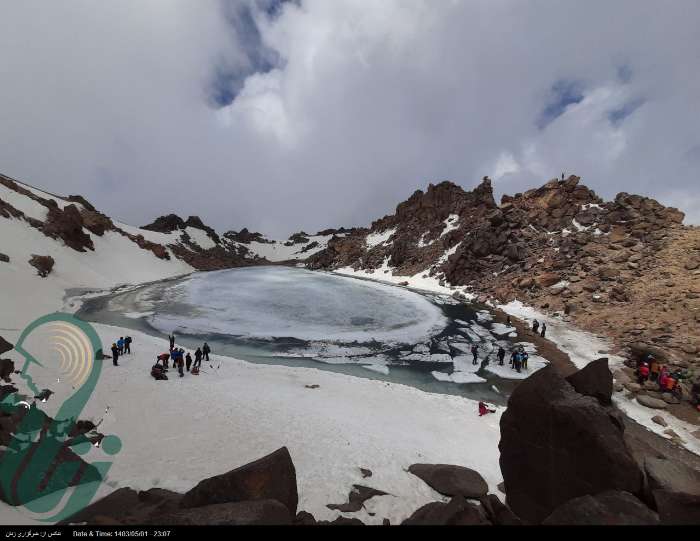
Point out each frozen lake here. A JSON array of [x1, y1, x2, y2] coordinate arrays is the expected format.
[[77, 267, 548, 403]]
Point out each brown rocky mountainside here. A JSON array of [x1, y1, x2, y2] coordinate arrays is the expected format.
[[308, 175, 699, 392], [0, 173, 262, 271]]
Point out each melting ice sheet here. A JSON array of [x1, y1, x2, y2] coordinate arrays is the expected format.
[[148, 267, 447, 344]]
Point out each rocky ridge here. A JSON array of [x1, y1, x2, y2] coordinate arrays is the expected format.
[[307, 175, 699, 416]]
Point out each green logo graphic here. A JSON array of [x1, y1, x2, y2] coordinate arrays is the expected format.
[[0, 312, 122, 523]]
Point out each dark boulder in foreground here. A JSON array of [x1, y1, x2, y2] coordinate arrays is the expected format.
[[652, 490, 700, 525], [408, 463, 488, 499], [402, 496, 491, 525], [149, 499, 292, 526], [541, 491, 659, 525], [565, 357, 613, 405], [499, 365, 643, 524], [60, 488, 140, 525], [181, 446, 298, 514]]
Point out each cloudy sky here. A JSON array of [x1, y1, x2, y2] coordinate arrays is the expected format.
[[1, 0, 698, 236]]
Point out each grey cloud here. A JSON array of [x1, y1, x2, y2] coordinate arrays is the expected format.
[[0, 0, 698, 237]]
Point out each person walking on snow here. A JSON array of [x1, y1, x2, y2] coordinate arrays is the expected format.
[[532, 320, 539, 333], [110, 343, 119, 367], [124, 336, 132, 355], [202, 342, 211, 363], [169, 334, 175, 350], [497, 346, 506, 366], [186, 352, 192, 372], [471, 344, 479, 365], [540, 323, 547, 338]]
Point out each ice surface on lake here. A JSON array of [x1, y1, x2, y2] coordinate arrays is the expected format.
[[149, 267, 447, 344]]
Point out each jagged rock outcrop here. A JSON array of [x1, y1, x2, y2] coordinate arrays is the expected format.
[[224, 228, 270, 244], [41, 204, 94, 252], [499, 365, 644, 524], [28, 254, 55, 277], [141, 214, 186, 233]]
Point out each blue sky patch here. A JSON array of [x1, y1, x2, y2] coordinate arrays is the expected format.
[[608, 97, 645, 126], [537, 79, 585, 130]]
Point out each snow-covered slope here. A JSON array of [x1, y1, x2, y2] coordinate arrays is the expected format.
[[0, 175, 194, 331]]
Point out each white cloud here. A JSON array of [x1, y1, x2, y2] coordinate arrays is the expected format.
[[0, 0, 698, 235]]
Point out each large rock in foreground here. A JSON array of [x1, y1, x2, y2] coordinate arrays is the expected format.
[[149, 499, 292, 526], [542, 491, 658, 525], [180, 447, 298, 514], [499, 365, 643, 524], [407, 464, 488, 499], [402, 497, 491, 525], [565, 357, 613, 405]]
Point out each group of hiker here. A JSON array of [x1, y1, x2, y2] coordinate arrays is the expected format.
[[491, 344, 529, 374], [109, 336, 133, 366], [635, 354, 686, 400], [151, 334, 212, 380], [531, 319, 547, 338]]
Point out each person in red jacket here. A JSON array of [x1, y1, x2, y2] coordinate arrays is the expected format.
[[478, 402, 495, 416], [638, 362, 650, 384]]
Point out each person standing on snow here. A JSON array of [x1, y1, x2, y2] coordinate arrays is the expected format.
[[117, 337, 125, 355], [193, 347, 203, 370], [540, 323, 547, 338], [202, 342, 211, 363], [110, 343, 119, 367], [186, 352, 192, 372], [169, 334, 175, 350], [497, 346, 506, 366], [124, 336, 132, 355], [177, 354, 185, 378], [532, 320, 540, 333], [471, 344, 479, 365]]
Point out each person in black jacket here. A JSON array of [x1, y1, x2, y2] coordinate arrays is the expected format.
[[169, 334, 175, 349], [110, 343, 119, 366], [202, 342, 211, 363], [186, 352, 192, 372], [471, 344, 479, 365], [124, 336, 132, 354], [497, 346, 506, 366], [540, 323, 547, 338], [193, 347, 203, 370], [532, 320, 539, 333]]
